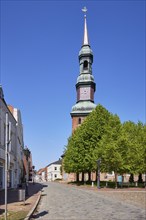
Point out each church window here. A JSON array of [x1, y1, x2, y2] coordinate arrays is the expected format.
[[83, 60, 88, 69], [78, 118, 81, 124]]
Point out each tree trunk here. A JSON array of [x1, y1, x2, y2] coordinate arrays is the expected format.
[[115, 172, 118, 189], [138, 173, 143, 183], [129, 173, 134, 183], [76, 173, 79, 182], [88, 171, 91, 182], [82, 172, 84, 182], [95, 170, 97, 182]]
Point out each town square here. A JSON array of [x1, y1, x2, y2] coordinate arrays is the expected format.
[[0, 0, 145, 219]]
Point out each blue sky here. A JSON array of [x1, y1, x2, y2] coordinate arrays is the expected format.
[[1, 0, 145, 170]]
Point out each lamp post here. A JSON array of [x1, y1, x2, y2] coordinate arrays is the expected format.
[[5, 113, 11, 220], [5, 113, 8, 220], [97, 159, 101, 189]]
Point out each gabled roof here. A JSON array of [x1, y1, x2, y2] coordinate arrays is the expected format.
[[0, 85, 17, 123], [47, 159, 62, 167], [37, 167, 46, 174], [0, 85, 4, 99]]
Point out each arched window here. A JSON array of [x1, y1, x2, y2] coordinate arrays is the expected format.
[[78, 118, 81, 124], [83, 60, 88, 69]]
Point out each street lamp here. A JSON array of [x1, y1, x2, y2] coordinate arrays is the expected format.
[[5, 113, 11, 220], [97, 159, 101, 189]]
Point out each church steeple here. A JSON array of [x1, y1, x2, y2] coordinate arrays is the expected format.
[[82, 7, 89, 46], [70, 7, 96, 132]]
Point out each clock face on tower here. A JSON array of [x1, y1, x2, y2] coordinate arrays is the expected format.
[[80, 87, 90, 100]]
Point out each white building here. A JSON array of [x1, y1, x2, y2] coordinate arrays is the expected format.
[[10, 107, 24, 186], [47, 159, 62, 181], [0, 86, 24, 189], [36, 167, 47, 182], [0, 86, 17, 188]]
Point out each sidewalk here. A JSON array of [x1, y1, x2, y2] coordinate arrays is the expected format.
[[0, 182, 43, 219]]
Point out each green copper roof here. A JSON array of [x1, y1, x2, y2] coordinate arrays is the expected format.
[[79, 45, 93, 57], [71, 101, 96, 115], [77, 73, 94, 84]]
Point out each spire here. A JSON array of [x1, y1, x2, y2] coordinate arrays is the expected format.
[[82, 6, 89, 46]]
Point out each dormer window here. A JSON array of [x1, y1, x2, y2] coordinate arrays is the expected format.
[[83, 60, 88, 69]]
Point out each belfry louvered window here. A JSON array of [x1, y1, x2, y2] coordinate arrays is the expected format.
[[78, 118, 81, 124], [83, 60, 88, 69]]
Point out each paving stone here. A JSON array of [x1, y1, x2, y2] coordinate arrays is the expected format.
[[31, 182, 146, 220]]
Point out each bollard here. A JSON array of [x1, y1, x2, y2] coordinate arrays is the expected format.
[[106, 181, 108, 188], [18, 189, 25, 205]]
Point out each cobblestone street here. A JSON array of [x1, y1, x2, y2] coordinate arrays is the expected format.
[[31, 182, 146, 220]]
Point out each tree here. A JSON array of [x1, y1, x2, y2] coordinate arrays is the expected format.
[[64, 104, 122, 181], [122, 121, 146, 176], [64, 104, 146, 187], [98, 114, 126, 188]]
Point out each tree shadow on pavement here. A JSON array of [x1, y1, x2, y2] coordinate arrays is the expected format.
[[31, 210, 48, 219], [0, 182, 43, 205], [42, 184, 48, 187]]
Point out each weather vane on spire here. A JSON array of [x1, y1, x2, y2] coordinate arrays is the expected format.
[[82, 6, 87, 17]]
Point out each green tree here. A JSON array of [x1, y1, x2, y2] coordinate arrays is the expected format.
[[64, 104, 122, 180], [122, 121, 146, 176], [64, 104, 146, 187], [98, 114, 124, 188]]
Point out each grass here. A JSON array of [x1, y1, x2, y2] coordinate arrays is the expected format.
[[0, 211, 28, 220]]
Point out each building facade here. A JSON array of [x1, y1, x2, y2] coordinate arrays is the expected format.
[[36, 167, 47, 182], [47, 160, 62, 181], [8, 105, 24, 186], [0, 86, 17, 188], [0, 86, 25, 189], [23, 147, 33, 182]]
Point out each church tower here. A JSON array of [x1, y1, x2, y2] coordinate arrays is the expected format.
[[71, 7, 96, 132]]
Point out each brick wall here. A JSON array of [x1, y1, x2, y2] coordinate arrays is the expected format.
[[72, 116, 86, 132]]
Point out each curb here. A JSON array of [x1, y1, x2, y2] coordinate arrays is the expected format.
[[24, 190, 42, 220]]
